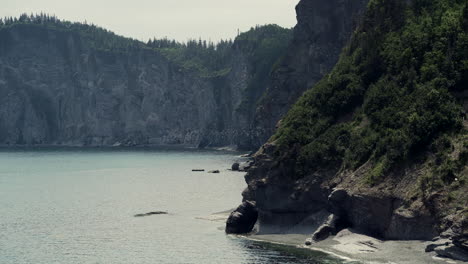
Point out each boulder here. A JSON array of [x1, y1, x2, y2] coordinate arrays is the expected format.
[[312, 214, 340, 242], [225, 201, 258, 234], [313, 225, 334, 242], [231, 163, 240, 171]]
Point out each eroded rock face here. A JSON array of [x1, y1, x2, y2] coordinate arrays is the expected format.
[[0, 25, 266, 149], [225, 201, 258, 234], [241, 143, 441, 241], [328, 189, 437, 240], [251, 0, 369, 148]]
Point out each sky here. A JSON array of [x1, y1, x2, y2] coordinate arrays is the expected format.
[[1, 0, 300, 42]]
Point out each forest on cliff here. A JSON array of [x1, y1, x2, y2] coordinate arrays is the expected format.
[[270, 0, 467, 221]]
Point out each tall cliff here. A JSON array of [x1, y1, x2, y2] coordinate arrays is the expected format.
[[249, 0, 369, 148], [0, 19, 290, 148], [231, 0, 468, 260]]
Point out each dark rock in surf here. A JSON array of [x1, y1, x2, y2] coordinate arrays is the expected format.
[[231, 163, 240, 171], [225, 201, 258, 234]]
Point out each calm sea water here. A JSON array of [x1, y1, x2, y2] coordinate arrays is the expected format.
[[0, 148, 343, 264]]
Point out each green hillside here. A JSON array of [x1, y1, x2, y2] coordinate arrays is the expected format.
[[273, 0, 467, 203]]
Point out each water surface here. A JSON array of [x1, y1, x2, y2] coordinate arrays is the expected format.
[[0, 148, 344, 264]]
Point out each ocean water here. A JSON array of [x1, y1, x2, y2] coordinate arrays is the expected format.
[[0, 148, 343, 264]]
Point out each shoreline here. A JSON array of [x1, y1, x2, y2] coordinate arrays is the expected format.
[[0, 143, 253, 153], [241, 234, 357, 263], [246, 232, 462, 264], [206, 211, 465, 264], [0, 144, 250, 155]]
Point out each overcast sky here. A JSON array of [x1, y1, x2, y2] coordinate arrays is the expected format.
[[1, 0, 300, 42]]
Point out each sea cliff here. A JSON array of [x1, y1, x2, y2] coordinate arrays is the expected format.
[[228, 0, 468, 261]]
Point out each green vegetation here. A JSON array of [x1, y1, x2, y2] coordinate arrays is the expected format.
[[0, 13, 143, 51], [0, 14, 292, 79], [148, 38, 234, 77], [149, 25, 292, 79], [273, 0, 467, 188]]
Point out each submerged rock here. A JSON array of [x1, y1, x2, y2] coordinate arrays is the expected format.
[[208, 170, 220, 173], [225, 201, 258, 234], [134, 211, 168, 217]]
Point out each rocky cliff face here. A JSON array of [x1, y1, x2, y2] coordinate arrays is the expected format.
[[0, 23, 282, 148], [229, 0, 468, 261], [250, 0, 369, 147], [0, 0, 368, 150]]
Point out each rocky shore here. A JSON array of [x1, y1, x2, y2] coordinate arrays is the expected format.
[[198, 208, 464, 263], [225, 142, 468, 262]]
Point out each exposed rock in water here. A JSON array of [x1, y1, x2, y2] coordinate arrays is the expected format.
[[225, 201, 258, 234], [192, 169, 205, 172], [134, 211, 168, 217], [231, 163, 240, 171]]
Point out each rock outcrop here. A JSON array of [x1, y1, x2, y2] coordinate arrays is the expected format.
[[225, 201, 258, 234]]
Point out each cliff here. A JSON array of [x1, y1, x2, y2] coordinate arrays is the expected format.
[[0, 1, 370, 150], [229, 0, 468, 260], [250, 0, 369, 148], [0, 19, 290, 148]]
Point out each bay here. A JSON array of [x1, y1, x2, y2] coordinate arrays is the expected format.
[[0, 148, 343, 264]]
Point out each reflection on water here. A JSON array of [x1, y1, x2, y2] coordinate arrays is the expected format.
[[0, 147, 346, 264]]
